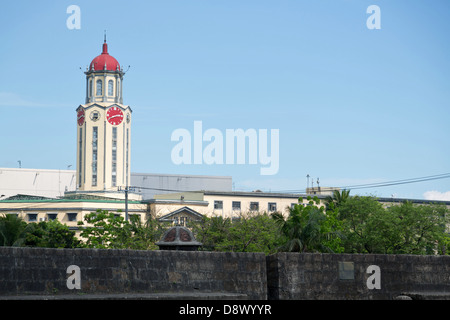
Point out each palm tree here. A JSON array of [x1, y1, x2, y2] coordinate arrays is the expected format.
[[272, 198, 331, 253], [0, 214, 29, 246], [325, 189, 350, 211]]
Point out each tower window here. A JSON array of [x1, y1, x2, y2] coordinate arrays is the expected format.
[[112, 127, 117, 187], [108, 80, 114, 96], [78, 128, 83, 187], [89, 79, 92, 97], [92, 127, 98, 186], [126, 128, 129, 186], [96, 79, 102, 96]]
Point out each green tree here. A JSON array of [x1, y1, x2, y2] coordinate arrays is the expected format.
[[320, 206, 345, 253], [78, 210, 168, 249], [272, 196, 338, 253], [127, 214, 167, 250], [217, 212, 279, 254], [337, 196, 449, 255], [325, 189, 350, 211], [191, 216, 233, 251], [191, 212, 281, 254], [338, 195, 386, 253], [0, 214, 29, 246], [385, 201, 449, 255], [78, 210, 133, 249], [25, 220, 80, 248]]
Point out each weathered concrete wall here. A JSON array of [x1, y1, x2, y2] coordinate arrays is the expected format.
[[2, 248, 450, 300], [267, 253, 450, 300], [0, 247, 267, 299]]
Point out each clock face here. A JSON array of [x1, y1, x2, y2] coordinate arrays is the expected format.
[[106, 107, 123, 125], [77, 109, 85, 126]]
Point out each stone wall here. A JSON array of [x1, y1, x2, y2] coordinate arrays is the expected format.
[[0, 247, 267, 299], [267, 252, 450, 300], [1, 247, 450, 300]]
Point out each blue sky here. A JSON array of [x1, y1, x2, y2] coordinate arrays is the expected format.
[[0, 0, 449, 200]]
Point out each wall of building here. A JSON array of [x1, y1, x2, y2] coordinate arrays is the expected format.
[[131, 173, 232, 200], [0, 168, 76, 199], [0, 198, 148, 231], [1, 247, 450, 300], [0, 168, 232, 200], [203, 192, 303, 218]]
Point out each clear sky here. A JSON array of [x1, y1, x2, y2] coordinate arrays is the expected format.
[[0, 0, 449, 200]]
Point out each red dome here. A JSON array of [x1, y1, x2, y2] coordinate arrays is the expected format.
[[89, 41, 120, 72]]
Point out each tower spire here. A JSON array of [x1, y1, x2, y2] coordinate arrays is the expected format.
[[102, 30, 108, 54]]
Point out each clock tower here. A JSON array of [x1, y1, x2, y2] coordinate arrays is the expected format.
[[76, 38, 132, 193]]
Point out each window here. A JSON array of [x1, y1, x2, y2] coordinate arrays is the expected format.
[[90, 111, 100, 122], [78, 128, 83, 187], [174, 216, 188, 226], [92, 127, 98, 186], [28, 213, 37, 222], [232, 201, 241, 211], [47, 213, 58, 221], [250, 202, 259, 211], [112, 127, 117, 186], [268, 202, 277, 212], [108, 80, 114, 96], [126, 128, 129, 183], [214, 200, 223, 210], [89, 79, 92, 97], [96, 79, 102, 96], [112, 127, 117, 149], [67, 213, 78, 222]]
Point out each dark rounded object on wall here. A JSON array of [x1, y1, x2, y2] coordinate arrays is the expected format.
[[156, 226, 202, 251]]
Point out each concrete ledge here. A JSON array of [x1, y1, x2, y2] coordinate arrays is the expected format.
[[0, 292, 248, 300], [400, 292, 450, 300]]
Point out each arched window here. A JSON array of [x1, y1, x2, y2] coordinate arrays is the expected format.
[[96, 79, 102, 96], [89, 79, 92, 97], [108, 80, 114, 96]]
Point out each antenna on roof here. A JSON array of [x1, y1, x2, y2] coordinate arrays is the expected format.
[[104, 29, 107, 43]]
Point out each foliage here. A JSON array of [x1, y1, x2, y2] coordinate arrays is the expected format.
[[1, 196, 447, 256], [78, 209, 168, 250], [320, 206, 345, 253], [325, 189, 350, 211], [338, 195, 387, 253], [337, 196, 449, 255], [24, 220, 80, 248], [271, 196, 343, 253], [127, 214, 167, 250], [191, 212, 281, 254], [78, 209, 135, 249], [0, 214, 29, 246], [384, 201, 449, 255]]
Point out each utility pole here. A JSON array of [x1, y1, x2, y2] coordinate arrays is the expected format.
[[118, 186, 134, 221]]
